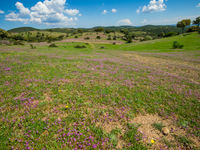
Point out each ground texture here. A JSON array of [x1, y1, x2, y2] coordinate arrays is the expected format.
[[0, 33, 200, 149]]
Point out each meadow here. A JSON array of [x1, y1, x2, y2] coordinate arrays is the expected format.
[[0, 32, 200, 149]]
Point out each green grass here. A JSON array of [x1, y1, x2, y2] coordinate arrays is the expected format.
[[123, 123, 147, 149], [94, 32, 200, 52], [174, 135, 193, 148], [0, 32, 199, 149], [152, 123, 165, 132]]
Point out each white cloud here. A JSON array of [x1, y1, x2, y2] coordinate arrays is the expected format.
[[136, 15, 198, 26], [0, 10, 4, 14], [102, 10, 107, 15], [5, 12, 29, 23], [118, 19, 132, 25], [65, 9, 79, 16], [197, 3, 200, 7], [5, 0, 81, 26], [141, 19, 147, 24], [111, 9, 117, 13], [136, 7, 141, 14], [137, 0, 167, 13], [16, 2, 30, 15]]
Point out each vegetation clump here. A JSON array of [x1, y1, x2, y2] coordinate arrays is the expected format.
[[30, 44, 36, 49], [172, 41, 184, 49], [84, 37, 90, 40], [0, 29, 9, 39], [13, 40, 24, 45], [96, 36, 101, 39], [107, 35, 112, 40], [74, 45, 86, 48], [49, 43, 58, 47]]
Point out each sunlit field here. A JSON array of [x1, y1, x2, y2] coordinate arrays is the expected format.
[[0, 32, 199, 149]]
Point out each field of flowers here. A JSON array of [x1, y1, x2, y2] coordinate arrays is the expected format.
[[0, 33, 200, 149]]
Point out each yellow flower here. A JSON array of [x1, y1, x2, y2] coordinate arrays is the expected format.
[[65, 105, 69, 109], [151, 139, 155, 144]]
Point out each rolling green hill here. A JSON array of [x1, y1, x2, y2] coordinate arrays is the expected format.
[[8, 25, 181, 35], [94, 32, 200, 52], [8, 27, 39, 33]]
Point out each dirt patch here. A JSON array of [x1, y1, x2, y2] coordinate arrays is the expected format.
[[97, 121, 123, 133], [83, 103, 128, 149], [43, 92, 53, 102], [130, 114, 199, 149]]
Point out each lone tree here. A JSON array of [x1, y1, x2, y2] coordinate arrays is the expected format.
[[176, 19, 191, 33], [94, 27, 104, 32], [193, 16, 200, 28], [0, 29, 8, 39]]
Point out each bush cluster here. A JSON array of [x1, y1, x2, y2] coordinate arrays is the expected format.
[[172, 41, 184, 49], [74, 45, 86, 48], [49, 43, 58, 47]]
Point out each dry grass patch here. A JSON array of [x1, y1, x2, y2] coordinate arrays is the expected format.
[[130, 114, 199, 149]]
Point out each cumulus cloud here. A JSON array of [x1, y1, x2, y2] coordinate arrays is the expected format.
[[136, 7, 141, 14], [197, 3, 200, 7], [65, 9, 79, 16], [102, 10, 107, 15], [137, 0, 167, 13], [5, 0, 81, 26], [111, 9, 117, 13], [141, 19, 147, 24], [118, 19, 132, 25], [0, 10, 5, 14], [16, 2, 30, 15]]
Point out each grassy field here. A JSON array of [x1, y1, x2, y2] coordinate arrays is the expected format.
[[0, 32, 200, 149]]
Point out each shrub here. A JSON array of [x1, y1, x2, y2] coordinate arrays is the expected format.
[[144, 35, 153, 41], [100, 46, 104, 49], [74, 35, 78, 38], [96, 36, 101, 39], [74, 45, 86, 48], [113, 36, 117, 40], [172, 41, 184, 49], [164, 32, 178, 37], [84, 37, 90, 40], [187, 26, 199, 32], [94, 27, 104, 32], [126, 35, 132, 43], [49, 43, 58, 47], [107, 35, 111, 40], [13, 40, 24, 45], [30, 44, 36, 49], [58, 35, 64, 40], [12, 34, 24, 41], [0, 29, 9, 39]]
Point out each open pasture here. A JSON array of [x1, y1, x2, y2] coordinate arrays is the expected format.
[[0, 33, 200, 149]]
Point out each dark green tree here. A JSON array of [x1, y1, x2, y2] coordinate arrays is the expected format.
[[0, 29, 8, 39], [176, 19, 191, 33], [193, 16, 200, 28], [94, 27, 104, 32]]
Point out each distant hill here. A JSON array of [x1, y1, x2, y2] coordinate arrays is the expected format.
[[8, 27, 39, 33], [7, 25, 181, 35]]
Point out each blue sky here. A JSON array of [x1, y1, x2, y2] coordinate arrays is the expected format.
[[0, 0, 199, 30]]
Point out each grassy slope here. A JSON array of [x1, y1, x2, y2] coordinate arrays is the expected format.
[[94, 32, 200, 52], [0, 32, 199, 149]]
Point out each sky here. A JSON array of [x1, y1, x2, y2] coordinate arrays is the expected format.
[[0, 0, 199, 30]]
